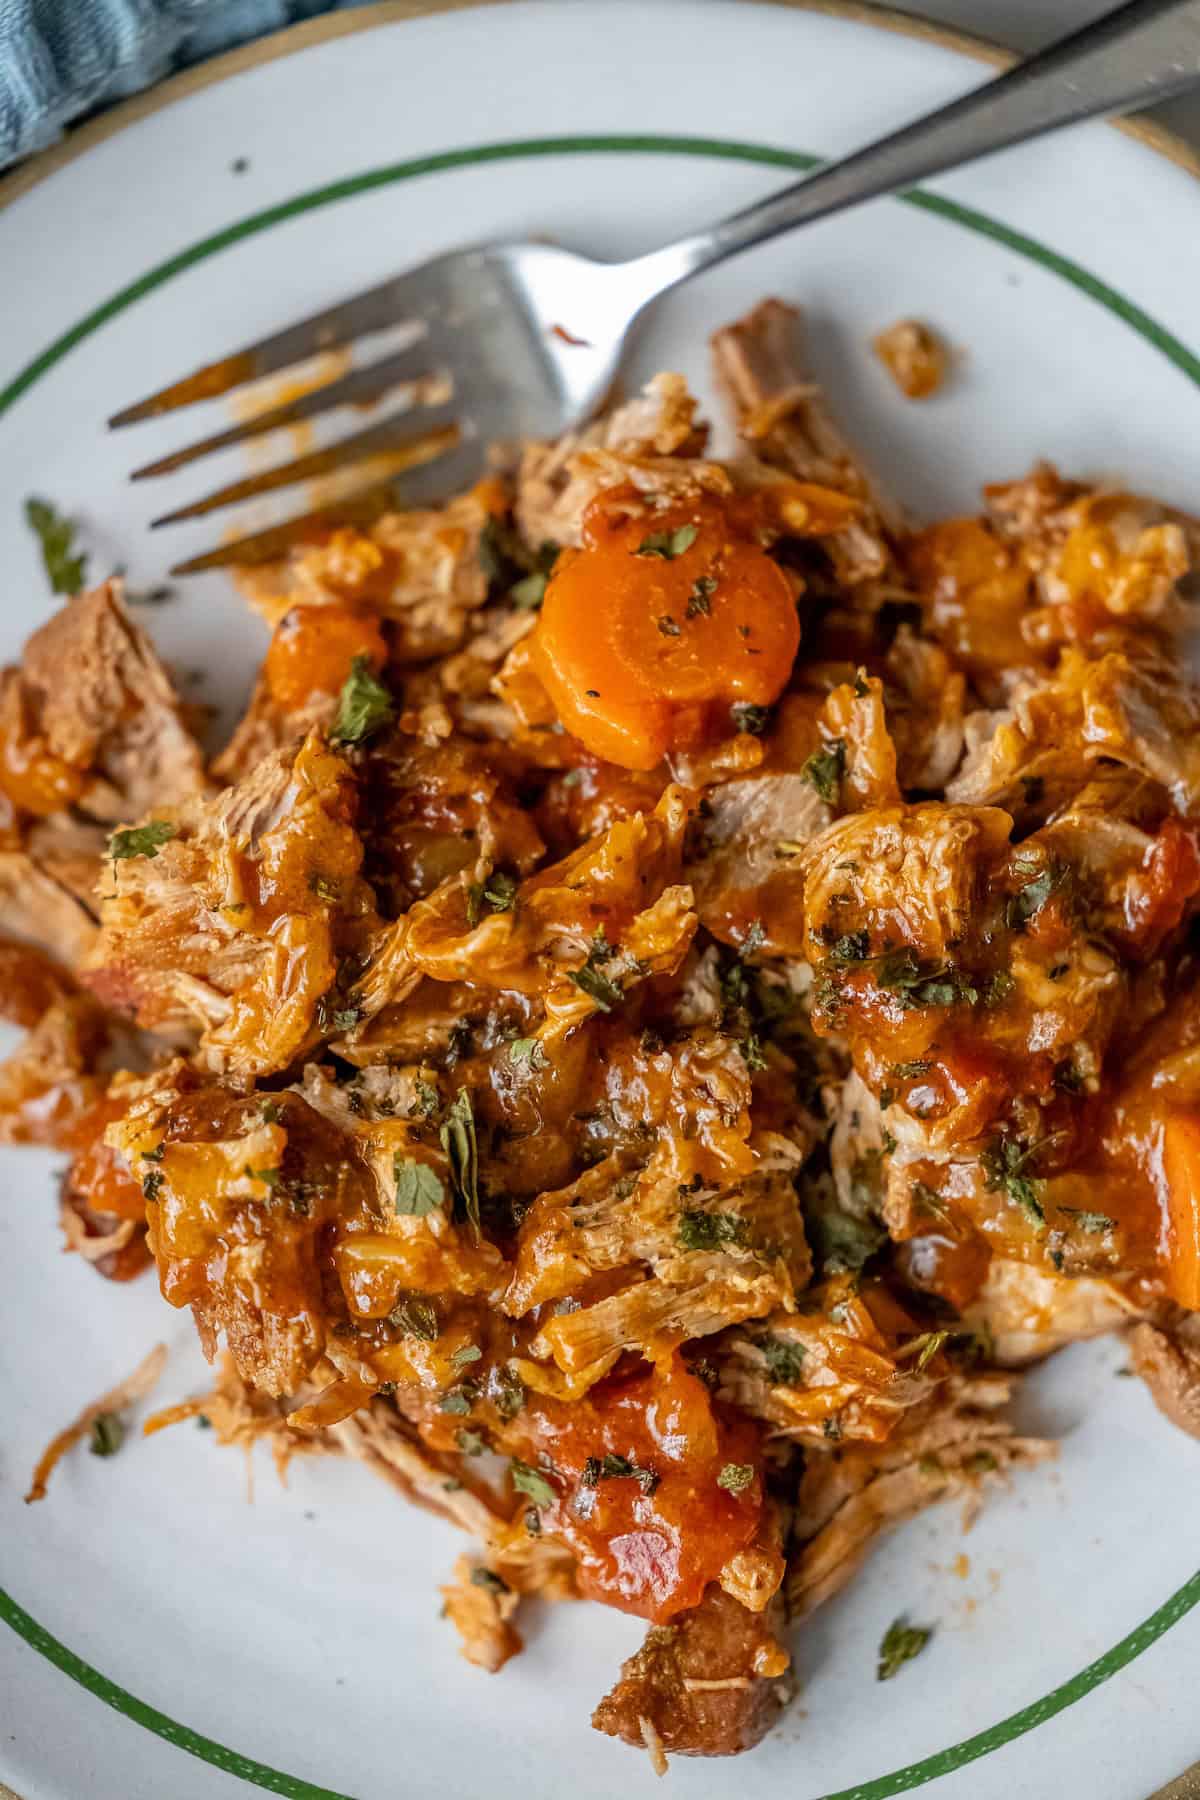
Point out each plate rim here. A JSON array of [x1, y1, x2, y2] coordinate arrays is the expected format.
[[2, 0, 1200, 215], [4, 7, 1200, 1800]]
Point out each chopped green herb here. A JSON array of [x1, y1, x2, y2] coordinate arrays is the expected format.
[[853, 669, 871, 698], [810, 1209, 886, 1275], [800, 737, 846, 804], [740, 1033, 768, 1074], [393, 1158, 445, 1217], [196, 1414, 212, 1430], [493, 1367, 527, 1420], [1058, 1206, 1115, 1233], [677, 1210, 747, 1253], [440, 1088, 481, 1242], [411, 1080, 440, 1119], [568, 942, 625, 1012], [25, 496, 88, 595], [876, 948, 977, 1010], [966, 1449, 998, 1474], [687, 576, 717, 617], [984, 969, 1016, 1006], [901, 1330, 949, 1374], [879, 1086, 896, 1111], [510, 1459, 556, 1508], [308, 873, 341, 903], [636, 523, 698, 560], [716, 1461, 755, 1496], [877, 1618, 932, 1681], [731, 702, 771, 736], [451, 1344, 483, 1369], [581, 1453, 659, 1495], [761, 1335, 805, 1385], [828, 931, 870, 964], [390, 1298, 439, 1341], [109, 821, 175, 862], [981, 1134, 1047, 1231], [141, 1169, 163, 1203], [244, 1165, 281, 1190], [741, 918, 766, 957], [440, 1388, 475, 1416], [511, 570, 548, 609], [89, 1413, 125, 1458], [332, 1007, 361, 1033], [509, 1037, 548, 1070], [470, 1566, 509, 1595], [259, 1101, 281, 1126], [1006, 859, 1067, 930], [891, 1060, 932, 1080], [456, 1428, 486, 1456], [657, 614, 681, 637], [331, 655, 393, 745]]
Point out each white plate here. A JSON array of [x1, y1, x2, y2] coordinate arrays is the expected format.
[[3, 4, 1200, 1797]]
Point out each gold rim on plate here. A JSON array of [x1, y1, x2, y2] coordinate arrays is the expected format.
[[1, 0, 1199, 212]]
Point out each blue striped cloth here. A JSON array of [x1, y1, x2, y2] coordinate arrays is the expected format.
[[0, 0, 374, 170]]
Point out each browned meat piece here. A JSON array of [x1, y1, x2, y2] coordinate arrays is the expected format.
[[710, 299, 900, 587], [1, 580, 206, 823], [592, 1583, 792, 1761], [1130, 1315, 1200, 1438]]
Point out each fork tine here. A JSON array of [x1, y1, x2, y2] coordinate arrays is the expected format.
[[148, 407, 461, 528], [129, 346, 443, 479], [166, 478, 403, 574], [108, 276, 427, 426], [166, 438, 481, 576]]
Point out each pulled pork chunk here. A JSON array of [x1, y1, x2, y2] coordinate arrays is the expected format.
[[711, 298, 901, 590], [1129, 1314, 1200, 1438], [0, 580, 206, 824], [788, 1371, 1053, 1618], [84, 731, 379, 1075]]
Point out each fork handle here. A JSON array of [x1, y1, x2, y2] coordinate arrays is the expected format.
[[634, 0, 1200, 289]]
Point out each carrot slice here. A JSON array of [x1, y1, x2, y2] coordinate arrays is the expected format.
[[531, 490, 799, 770], [1161, 1111, 1200, 1309]]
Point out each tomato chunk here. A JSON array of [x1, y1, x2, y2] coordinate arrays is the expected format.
[[513, 1357, 763, 1621]]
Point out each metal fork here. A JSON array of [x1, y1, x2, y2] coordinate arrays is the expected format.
[[112, 0, 1200, 576]]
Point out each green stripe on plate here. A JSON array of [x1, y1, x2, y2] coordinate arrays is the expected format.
[[3, 132, 1200, 421], [3, 132, 1200, 1800]]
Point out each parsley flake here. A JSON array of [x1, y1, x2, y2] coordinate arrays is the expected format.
[[510, 1459, 556, 1508], [677, 1210, 747, 1253], [109, 821, 175, 862], [440, 1088, 481, 1242], [331, 655, 393, 745], [25, 496, 88, 595], [717, 1462, 755, 1496], [801, 737, 846, 804], [391, 1297, 439, 1340], [687, 576, 717, 617], [981, 1134, 1047, 1230], [636, 523, 698, 560], [89, 1413, 125, 1458], [509, 1037, 548, 1070], [761, 1335, 805, 1384], [1058, 1206, 1115, 1233], [393, 1157, 446, 1217], [731, 702, 771, 736], [657, 614, 681, 637], [877, 1618, 932, 1681]]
